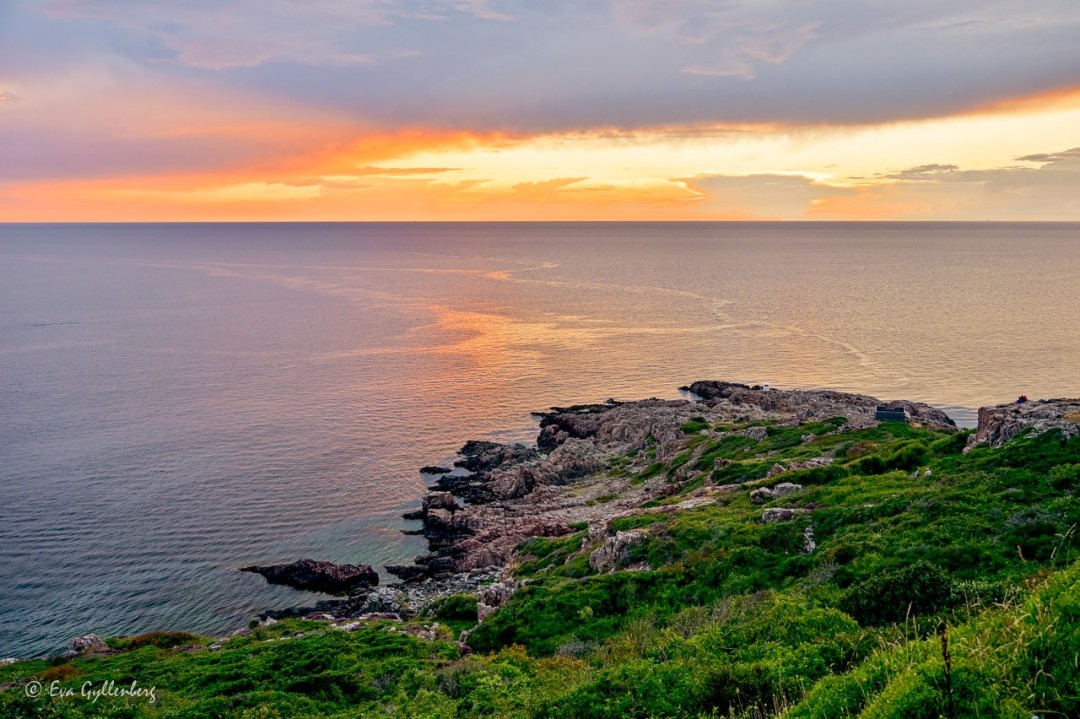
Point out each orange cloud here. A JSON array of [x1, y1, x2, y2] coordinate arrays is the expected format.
[[969, 85, 1080, 119]]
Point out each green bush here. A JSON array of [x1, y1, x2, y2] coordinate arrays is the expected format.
[[680, 417, 709, 434], [839, 561, 958, 625], [1049, 462, 1080, 490], [431, 594, 479, 622]]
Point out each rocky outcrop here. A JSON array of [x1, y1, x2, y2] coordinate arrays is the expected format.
[[589, 531, 645, 573], [455, 441, 538, 473], [965, 398, 1080, 451], [687, 381, 956, 429], [477, 579, 520, 621], [391, 381, 959, 587], [418, 440, 541, 505], [257, 381, 964, 630], [357, 587, 409, 615], [422, 508, 474, 548], [743, 426, 770, 441], [404, 492, 461, 521], [385, 564, 427, 581], [241, 559, 378, 595], [423, 492, 460, 513], [535, 398, 704, 456], [420, 466, 452, 475], [535, 401, 624, 449], [487, 439, 609, 500], [68, 634, 109, 656]]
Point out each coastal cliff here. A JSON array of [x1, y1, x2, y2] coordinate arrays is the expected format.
[[3, 382, 1079, 719]]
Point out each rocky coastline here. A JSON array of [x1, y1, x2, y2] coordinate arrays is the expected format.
[[239, 381, 1077, 637], [13, 380, 1078, 719], [14, 381, 1080, 663]]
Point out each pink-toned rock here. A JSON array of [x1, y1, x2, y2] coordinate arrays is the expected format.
[[966, 398, 1080, 451], [478, 579, 520, 621]]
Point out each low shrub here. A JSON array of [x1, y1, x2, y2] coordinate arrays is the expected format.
[[430, 594, 479, 622], [839, 561, 958, 625]]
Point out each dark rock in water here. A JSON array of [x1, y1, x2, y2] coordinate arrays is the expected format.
[[432, 472, 495, 505], [241, 559, 378, 595], [414, 552, 458, 576], [454, 441, 537, 472], [423, 491, 459, 513], [420, 466, 453, 475], [403, 491, 464, 522], [386, 565, 429, 582], [423, 508, 474, 547]]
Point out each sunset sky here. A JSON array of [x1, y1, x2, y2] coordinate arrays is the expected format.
[[2, 0, 1080, 221]]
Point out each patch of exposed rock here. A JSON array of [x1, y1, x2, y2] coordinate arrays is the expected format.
[[965, 398, 1080, 451], [762, 508, 811, 523], [750, 482, 804, 504], [66, 634, 111, 658], [486, 439, 609, 500], [589, 531, 645, 573], [688, 381, 956, 429], [743, 426, 769, 441], [455, 440, 538, 473], [241, 559, 378, 595], [536, 398, 705, 456], [258, 568, 502, 623], [477, 579, 520, 621]]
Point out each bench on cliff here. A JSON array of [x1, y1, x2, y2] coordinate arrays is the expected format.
[[875, 406, 908, 422]]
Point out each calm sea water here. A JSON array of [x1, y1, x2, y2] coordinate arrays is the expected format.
[[2, 222, 1078, 657]]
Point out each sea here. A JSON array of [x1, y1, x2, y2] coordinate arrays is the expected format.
[[1, 222, 1078, 658]]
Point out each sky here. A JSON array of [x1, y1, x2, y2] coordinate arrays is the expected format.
[[2, 0, 1080, 221]]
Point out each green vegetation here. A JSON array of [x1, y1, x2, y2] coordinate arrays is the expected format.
[[4, 420, 1078, 718], [679, 417, 710, 434]]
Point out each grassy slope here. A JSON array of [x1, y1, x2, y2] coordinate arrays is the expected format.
[[2, 421, 1078, 718]]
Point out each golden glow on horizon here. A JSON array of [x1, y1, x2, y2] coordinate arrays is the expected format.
[[3, 86, 1080, 221]]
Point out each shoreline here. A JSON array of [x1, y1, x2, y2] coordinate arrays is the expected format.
[[233, 382, 1039, 634], [243, 380, 1075, 632], [8, 382, 1073, 661]]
